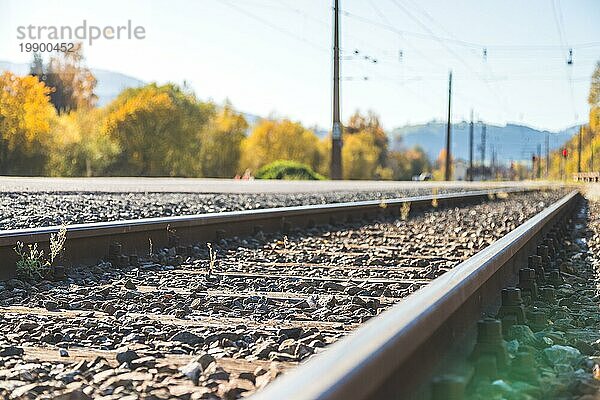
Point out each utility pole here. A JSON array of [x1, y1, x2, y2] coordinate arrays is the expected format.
[[578, 125, 583, 174], [545, 132, 549, 178], [468, 110, 474, 181], [480, 124, 486, 180], [330, 0, 342, 180], [444, 70, 452, 181]]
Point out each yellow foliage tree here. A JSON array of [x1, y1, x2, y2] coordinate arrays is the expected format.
[[101, 83, 211, 176], [316, 137, 331, 177], [47, 108, 119, 176], [346, 110, 388, 165], [548, 61, 600, 178], [240, 118, 322, 173], [342, 132, 382, 179], [0, 71, 55, 174], [200, 102, 248, 177]]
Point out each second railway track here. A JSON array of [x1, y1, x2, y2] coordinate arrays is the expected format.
[[0, 187, 577, 399]]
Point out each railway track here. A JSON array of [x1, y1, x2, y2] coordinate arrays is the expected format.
[[0, 187, 581, 399]]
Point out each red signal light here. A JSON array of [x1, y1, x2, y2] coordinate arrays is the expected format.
[[562, 148, 568, 158]]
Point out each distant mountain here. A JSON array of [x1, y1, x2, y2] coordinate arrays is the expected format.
[[391, 121, 577, 164], [91, 69, 145, 106], [0, 61, 145, 106]]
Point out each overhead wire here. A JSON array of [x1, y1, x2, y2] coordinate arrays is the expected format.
[[389, 0, 512, 120], [551, 0, 578, 121]]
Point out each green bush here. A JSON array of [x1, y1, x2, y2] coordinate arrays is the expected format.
[[255, 160, 325, 180]]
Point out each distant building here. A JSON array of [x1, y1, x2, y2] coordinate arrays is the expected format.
[[454, 159, 468, 181]]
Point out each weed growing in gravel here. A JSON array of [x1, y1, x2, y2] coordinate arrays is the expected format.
[[14, 242, 48, 280], [496, 191, 509, 199], [148, 238, 153, 255], [488, 192, 496, 200], [49, 225, 67, 264], [207, 242, 217, 275], [401, 202, 411, 220], [15, 225, 67, 280]]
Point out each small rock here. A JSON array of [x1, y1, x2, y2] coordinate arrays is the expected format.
[[103, 303, 117, 315], [130, 356, 156, 369], [278, 339, 296, 355], [345, 286, 362, 295], [237, 372, 256, 384], [544, 345, 582, 365], [196, 352, 216, 370], [45, 301, 59, 311], [191, 298, 204, 309], [253, 341, 276, 358], [59, 348, 69, 357], [170, 330, 203, 345], [277, 327, 302, 339], [206, 364, 230, 381], [116, 348, 139, 365], [124, 279, 136, 290], [0, 345, 24, 357], [55, 388, 92, 400], [18, 321, 39, 331], [219, 379, 253, 400]]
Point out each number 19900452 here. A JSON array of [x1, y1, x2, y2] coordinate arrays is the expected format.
[[19, 42, 75, 52]]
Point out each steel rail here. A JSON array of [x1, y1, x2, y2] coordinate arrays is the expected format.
[[0, 187, 534, 280], [253, 190, 580, 400]]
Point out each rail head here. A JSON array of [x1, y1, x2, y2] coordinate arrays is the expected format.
[[252, 190, 580, 400]]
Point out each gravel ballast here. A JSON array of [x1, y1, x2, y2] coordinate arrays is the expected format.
[[0, 190, 570, 399], [1, 187, 499, 230]]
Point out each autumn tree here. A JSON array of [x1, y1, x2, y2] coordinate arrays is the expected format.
[[0, 72, 55, 174], [547, 61, 600, 178], [101, 83, 211, 176], [386, 147, 430, 180], [47, 108, 119, 176], [340, 110, 392, 179], [342, 132, 382, 179], [30, 44, 97, 113], [346, 110, 389, 165], [240, 118, 322, 173], [200, 102, 248, 177]]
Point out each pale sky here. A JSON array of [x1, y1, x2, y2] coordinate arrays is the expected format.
[[1, 0, 599, 132]]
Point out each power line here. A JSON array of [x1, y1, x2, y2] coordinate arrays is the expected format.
[[388, 0, 511, 118], [341, 5, 600, 51], [220, 0, 328, 53], [551, 0, 578, 121]]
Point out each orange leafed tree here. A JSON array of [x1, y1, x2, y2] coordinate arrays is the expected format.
[[0, 71, 55, 174]]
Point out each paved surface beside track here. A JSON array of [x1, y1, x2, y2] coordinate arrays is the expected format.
[[0, 177, 561, 193]]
